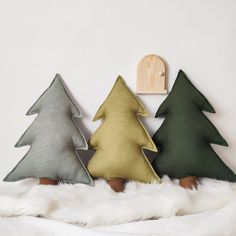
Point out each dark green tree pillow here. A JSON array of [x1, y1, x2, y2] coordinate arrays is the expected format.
[[152, 70, 236, 182]]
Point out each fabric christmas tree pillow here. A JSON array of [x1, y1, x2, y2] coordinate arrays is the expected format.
[[4, 74, 93, 186], [88, 76, 160, 192], [152, 70, 236, 189]]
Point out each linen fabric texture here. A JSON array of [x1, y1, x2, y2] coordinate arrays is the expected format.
[[88, 76, 160, 183], [4, 74, 93, 185], [152, 70, 236, 182]]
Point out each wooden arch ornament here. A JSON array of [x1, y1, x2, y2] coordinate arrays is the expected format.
[[137, 55, 167, 94]]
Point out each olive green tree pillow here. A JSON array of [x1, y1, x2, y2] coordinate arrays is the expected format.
[[4, 74, 93, 185], [88, 76, 160, 191], [152, 70, 236, 182]]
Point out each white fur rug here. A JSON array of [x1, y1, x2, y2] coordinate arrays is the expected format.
[[0, 176, 236, 227]]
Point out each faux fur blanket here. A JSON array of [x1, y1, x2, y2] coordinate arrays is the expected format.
[[0, 176, 236, 227]]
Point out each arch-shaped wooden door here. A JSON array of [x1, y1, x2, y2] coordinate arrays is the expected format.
[[137, 55, 167, 94]]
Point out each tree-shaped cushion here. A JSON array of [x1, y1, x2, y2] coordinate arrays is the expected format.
[[152, 70, 236, 182], [4, 74, 93, 185], [88, 76, 160, 184]]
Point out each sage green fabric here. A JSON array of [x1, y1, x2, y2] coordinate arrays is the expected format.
[[4, 74, 93, 185], [152, 70, 236, 182], [88, 76, 160, 183]]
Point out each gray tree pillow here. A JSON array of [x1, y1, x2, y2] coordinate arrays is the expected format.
[[4, 74, 93, 185]]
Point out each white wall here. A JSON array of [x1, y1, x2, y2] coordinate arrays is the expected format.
[[0, 0, 236, 179]]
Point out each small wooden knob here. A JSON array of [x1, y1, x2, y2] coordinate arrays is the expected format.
[[107, 178, 126, 192], [179, 176, 198, 189], [39, 178, 58, 185]]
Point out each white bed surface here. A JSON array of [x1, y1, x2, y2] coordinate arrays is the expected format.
[[1, 178, 236, 235], [0, 208, 235, 236]]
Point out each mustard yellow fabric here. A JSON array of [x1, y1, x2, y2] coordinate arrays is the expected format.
[[88, 76, 160, 183]]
